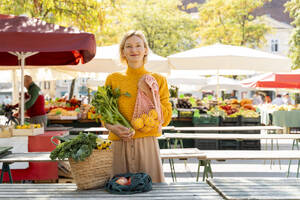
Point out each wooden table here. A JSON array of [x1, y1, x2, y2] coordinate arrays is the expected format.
[[207, 178, 300, 200], [71, 126, 175, 134], [0, 148, 205, 183], [164, 133, 300, 140], [174, 126, 283, 132], [0, 182, 222, 199]]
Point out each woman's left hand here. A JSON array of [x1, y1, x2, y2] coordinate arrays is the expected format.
[[138, 78, 154, 102]]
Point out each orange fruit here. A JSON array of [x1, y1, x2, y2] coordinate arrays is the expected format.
[[149, 109, 158, 120], [144, 116, 156, 127], [139, 126, 153, 133], [131, 118, 144, 130]]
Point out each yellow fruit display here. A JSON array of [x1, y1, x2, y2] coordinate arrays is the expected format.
[[16, 125, 21, 129], [148, 109, 158, 120], [131, 118, 144, 130], [97, 139, 112, 150]]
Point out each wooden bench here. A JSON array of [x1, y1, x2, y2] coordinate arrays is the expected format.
[[199, 150, 300, 182], [0, 182, 222, 200], [207, 178, 300, 200], [0, 148, 206, 183], [164, 133, 300, 176]]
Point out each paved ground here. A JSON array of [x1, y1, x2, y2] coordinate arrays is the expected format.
[[163, 139, 300, 183]]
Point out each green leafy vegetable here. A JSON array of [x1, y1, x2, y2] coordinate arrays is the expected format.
[[91, 86, 132, 129], [50, 132, 97, 162]]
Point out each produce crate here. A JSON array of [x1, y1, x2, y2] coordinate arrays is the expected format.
[[177, 109, 194, 118], [0, 126, 13, 138], [193, 115, 220, 150], [12, 127, 44, 136], [195, 139, 218, 150], [240, 116, 261, 124], [192, 115, 220, 127], [218, 140, 239, 150], [48, 115, 78, 120], [168, 119, 194, 148], [240, 140, 261, 150]]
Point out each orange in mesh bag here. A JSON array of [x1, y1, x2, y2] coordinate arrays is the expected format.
[[131, 74, 163, 134]]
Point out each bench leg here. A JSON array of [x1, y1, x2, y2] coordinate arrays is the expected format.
[[287, 139, 297, 177], [297, 160, 300, 178], [196, 160, 203, 182], [167, 139, 171, 149], [270, 139, 274, 169], [169, 159, 176, 182], [202, 160, 212, 182], [276, 139, 281, 169], [264, 139, 268, 165], [0, 163, 13, 184]]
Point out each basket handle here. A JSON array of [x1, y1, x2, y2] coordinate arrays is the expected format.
[[51, 136, 60, 146]]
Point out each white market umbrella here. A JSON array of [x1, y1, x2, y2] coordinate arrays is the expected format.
[[56, 45, 170, 73], [168, 43, 292, 72], [200, 76, 251, 91]]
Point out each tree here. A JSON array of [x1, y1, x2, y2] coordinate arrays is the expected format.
[[285, 0, 300, 69], [122, 0, 198, 56], [0, 0, 122, 46], [195, 0, 272, 48]]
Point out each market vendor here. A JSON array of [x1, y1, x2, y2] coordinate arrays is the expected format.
[[13, 75, 47, 127]]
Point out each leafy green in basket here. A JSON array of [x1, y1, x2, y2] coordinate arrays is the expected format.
[[50, 133, 97, 162]]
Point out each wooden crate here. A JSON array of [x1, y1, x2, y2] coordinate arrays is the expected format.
[[0, 126, 13, 138], [12, 127, 44, 136], [58, 178, 75, 184], [48, 115, 77, 120]]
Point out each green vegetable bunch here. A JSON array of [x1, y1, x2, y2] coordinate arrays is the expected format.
[[50, 133, 97, 162], [91, 86, 132, 129]]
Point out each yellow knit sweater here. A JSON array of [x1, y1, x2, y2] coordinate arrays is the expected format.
[[105, 66, 172, 141]]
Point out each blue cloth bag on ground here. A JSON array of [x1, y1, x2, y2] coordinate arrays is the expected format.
[[105, 173, 152, 194]]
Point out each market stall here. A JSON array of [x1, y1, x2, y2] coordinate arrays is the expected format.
[[0, 130, 68, 182], [0, 14, 96, 182]]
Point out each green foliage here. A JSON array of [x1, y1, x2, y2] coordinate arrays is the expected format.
[[50, 132, 97, 162], [91, 86, 132, 128], [0, 0, 120, 46], [285, 0, 300, 69], [196, 0, 272, 48], [122, 0, 198, 56]]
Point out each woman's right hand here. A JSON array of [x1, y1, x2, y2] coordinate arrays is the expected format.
[[105, 123, 135, 141]]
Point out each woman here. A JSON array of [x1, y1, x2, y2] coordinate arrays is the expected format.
[[104, 30, 172, 183]]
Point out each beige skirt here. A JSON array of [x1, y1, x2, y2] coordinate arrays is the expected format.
[[111, 136, 165, 183]]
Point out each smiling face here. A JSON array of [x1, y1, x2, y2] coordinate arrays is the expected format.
[[122, 35, 148, 65]]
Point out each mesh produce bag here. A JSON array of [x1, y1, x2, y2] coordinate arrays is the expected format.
[[131, 74, 163, 134]]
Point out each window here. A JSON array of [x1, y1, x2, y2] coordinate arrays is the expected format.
[[271, 39, 279, 52]]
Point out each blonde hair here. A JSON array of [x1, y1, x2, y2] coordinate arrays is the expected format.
[[119, 30, 149, 65]]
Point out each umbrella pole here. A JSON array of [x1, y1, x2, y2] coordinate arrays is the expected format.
[[8, 52, 39, 125], [216, 70, 220, 98]]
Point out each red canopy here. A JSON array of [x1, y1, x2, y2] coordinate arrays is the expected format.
[[0, 14, 96, 66], [242, 73, 300, 89]]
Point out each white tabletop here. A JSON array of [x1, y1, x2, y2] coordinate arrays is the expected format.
[[164, 133, 300, 140], [174, 126, 283, 132], [84, 126, 175, 132]]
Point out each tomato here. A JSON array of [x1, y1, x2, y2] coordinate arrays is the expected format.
[[116, 177, 128, 185]]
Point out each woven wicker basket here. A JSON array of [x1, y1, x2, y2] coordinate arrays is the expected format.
[[69, 149, 113, 190]]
